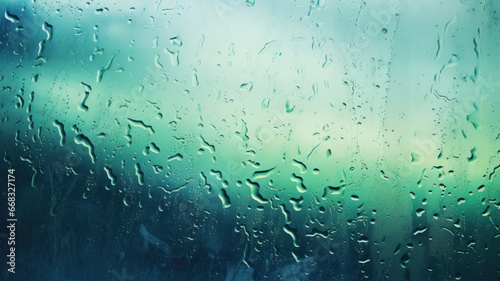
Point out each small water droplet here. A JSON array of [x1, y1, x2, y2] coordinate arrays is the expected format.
[[245, 0, 255, 7], [170, 36, 182, 47]]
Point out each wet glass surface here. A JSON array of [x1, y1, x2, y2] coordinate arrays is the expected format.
[[1, 0, 500, 280]]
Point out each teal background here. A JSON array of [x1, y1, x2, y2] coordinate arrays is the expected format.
[[1, 0, 499, 280]]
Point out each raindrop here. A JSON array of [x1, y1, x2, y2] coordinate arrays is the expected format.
[[4, 11, 20, 23]]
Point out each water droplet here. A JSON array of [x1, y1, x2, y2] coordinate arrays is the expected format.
[[74, 134, 96, 163], [290, 173, 307, 193], [4, 11, 20, 23], [199, 135, 216, 153], [104, 166, 117, 186], [414, 226, 427, 235], [261, 98, 270, 109], [164, 48, 179, 66], [466, 102, 482, 130], [467, 147, 478, 163], [158, 183, 187, 194], [37, 22, 53, 57], [481, 205, 490, 216], [322, 185, 344, 198], [235, 120, 249, 149], [97, 51, 120, 83], [78, 91, 90, 112], [135, 163, 144, 185], [170, 36, 182, 47], [358, 235, 369, 243], [251, 166, 276, 180], [410, 152, 420, 163], [192, 69, 199, 87], [245, 0, 255, 7], [245, 179, 268, 204], [127, 118, 155, 134], [210, 169, 223, 180], [154, 54, 163, 68], [283, 225, 299, 247], [400, 254, 410, 268], [31, 166, 39, 188], [380, 170, 389, 180], [285, 99, 295, 113], [167, 153, 183, 162], [239, 82, 253, 91], [218, 189, 231, 208], [393, 244, 401, 255], [152, 36, 158, 48], [292, 159, 307, 173], [416, 208, 425, 217], [53, 120, 66, 146], [152, 165, 163, 174], [289, 196, 303, 211], [326, 149, 332, 158]]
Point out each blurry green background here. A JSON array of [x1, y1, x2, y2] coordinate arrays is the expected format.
[[1, 0, 499, 280]]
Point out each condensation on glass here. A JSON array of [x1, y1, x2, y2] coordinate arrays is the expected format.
[[1, 0, 499, 280]]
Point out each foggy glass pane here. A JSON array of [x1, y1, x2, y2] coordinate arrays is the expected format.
[[1, 0, 499, 280]]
